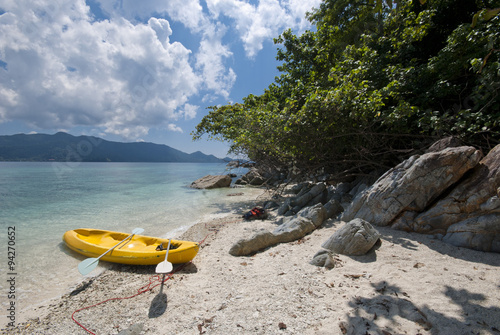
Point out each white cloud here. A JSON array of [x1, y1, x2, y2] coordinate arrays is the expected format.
[[195, 23, 236, 98], [167, 123, 183, 133], [96, 0, 207, 31], [182, 104, 199, 120], [206, 0, 322, 57], [0, 0, 320, 141], [0, 0, 200, 138]]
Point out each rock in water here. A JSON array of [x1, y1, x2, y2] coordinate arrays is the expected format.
[[190, 174, 232, 189]]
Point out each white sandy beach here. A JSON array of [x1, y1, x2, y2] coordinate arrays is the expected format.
[[3, 188, 500, 335]]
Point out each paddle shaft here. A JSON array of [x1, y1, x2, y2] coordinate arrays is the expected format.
[[96, 233, 137, 261]]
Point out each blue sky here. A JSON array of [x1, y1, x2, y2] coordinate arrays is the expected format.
[[0, 0, 321, 158]]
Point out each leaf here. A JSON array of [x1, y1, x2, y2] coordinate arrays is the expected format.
[[472, 8, 500, 27], [484, 7, 500, 21], [472, 12, 479, 28]]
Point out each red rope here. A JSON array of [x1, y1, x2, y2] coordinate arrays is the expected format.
[[71, 268, 183, 334]]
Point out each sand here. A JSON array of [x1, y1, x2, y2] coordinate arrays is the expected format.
[[3, 188, 500, 335]]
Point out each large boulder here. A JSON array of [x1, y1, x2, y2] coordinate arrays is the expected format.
[[342, 146, 482, 226], [321, 219, 381, 256], [393, 144, 500, 237], [442, 214, 500, 252], [190, 175, 232, 189]]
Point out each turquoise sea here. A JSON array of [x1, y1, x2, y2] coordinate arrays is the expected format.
[[0, 162, 255, 323]]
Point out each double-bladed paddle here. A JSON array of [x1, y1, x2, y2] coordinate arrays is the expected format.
[[78, 227, 144, 275], [155, 239, 173, 274]]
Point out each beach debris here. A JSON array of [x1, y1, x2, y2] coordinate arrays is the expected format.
[[338, 321, 348, 334], [69, 279, 94, 296], [227, 192, 244, 196], [197, 316, 215, 334], [242, 207, 267, 220], [320, 218, 381, 256], [278, 322, 287, 330]]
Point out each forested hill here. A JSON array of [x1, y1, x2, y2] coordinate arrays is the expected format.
[[0, 132, 224, 163]]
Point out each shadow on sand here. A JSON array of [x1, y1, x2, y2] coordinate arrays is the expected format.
[[149, 276, 168, 318], [341, 281, 500, 334]]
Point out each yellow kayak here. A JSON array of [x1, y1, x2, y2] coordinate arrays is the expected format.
[[63, 228, 199, 265]]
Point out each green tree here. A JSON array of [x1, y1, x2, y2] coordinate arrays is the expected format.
[[193, 0, 500, 180]]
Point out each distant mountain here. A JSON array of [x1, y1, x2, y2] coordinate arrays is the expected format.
[[0, 132, 224, 163]]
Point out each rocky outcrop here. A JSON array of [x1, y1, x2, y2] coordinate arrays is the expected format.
[[340, 143, 500, 253], [442, 214, 500, 252], [230, 141, 500, 256], [404, 144, 500, 252], [190, 175, 232, 189], [393, 144, 500, 235], [342, 146, 482, 226], [321, 219, 381, 256]]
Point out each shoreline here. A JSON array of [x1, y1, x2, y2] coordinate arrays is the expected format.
[[4, 188, 500, 334]]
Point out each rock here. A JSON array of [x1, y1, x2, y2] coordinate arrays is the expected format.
[[190, 174, 232, 189], [229, 229, 278, 256], [278, 182, 327, 216], [272, 217, 317, 243], [394, 144, 500, 236], [425, 136, 462, 153], [442, 213, 500, 252], [321, 219, 380, 256], [294, 183, 326, 209], [293, 203, 327, 227], [310, 250, 338, 269], [287, 183, 309, 194], [277, 197, 292, 216], [235, 167, 266, 186], [342, 146, 482, 226], [229, 204, 327, 256], [324, 199, 344, 220]]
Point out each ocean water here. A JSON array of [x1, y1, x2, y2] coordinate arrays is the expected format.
[[0, 162, 257, 323]]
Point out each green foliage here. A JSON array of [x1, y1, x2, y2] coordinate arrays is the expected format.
[[193, 0, 500, 180]]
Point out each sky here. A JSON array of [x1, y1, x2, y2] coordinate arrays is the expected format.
[[0, 0, 321, 158]]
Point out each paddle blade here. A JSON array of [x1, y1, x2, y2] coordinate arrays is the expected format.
[[78, 258, 99, 275], [132, 228, 144, 235], [155, 260, 173, 274]]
